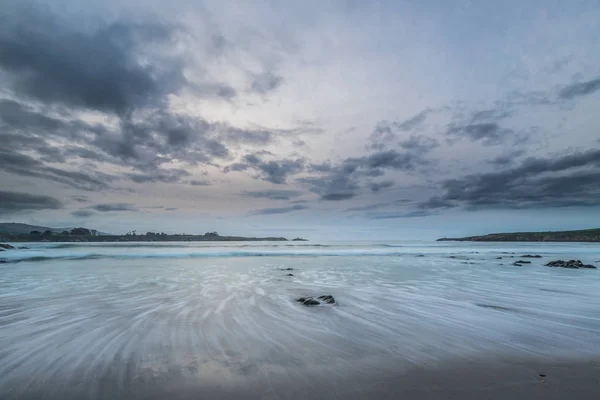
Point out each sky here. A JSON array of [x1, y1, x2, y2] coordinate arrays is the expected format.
[[1, 0, 600, 240]]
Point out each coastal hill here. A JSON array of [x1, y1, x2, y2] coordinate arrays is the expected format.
[[0, 223, 111, 236], [437, 228, 600, 242], [0, 223, 290, 242]]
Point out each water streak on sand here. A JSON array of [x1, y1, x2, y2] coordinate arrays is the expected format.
[[1, 241, 599, 399]]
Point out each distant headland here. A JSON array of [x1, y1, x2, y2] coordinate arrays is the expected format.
[[437, 228, 600, 242], [0, 223, 294, 242]]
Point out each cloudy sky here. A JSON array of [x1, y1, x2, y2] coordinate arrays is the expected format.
[[1, 0, 599, 239]]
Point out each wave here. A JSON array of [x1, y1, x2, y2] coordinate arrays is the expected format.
[[1, 249, 414, 263]]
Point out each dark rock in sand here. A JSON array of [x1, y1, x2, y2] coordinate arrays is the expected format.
[[416, 254, 425, 257], [516, 260, 531, 264], [318, 295, 335, 304], [0, 243, 15, 250], [296, 295, 335, 306], [287, 273, 294, 276], [496, 257, 502, 259], [521, 254, 542, 258], [545, 260, 597, 269], [17, 246, 29, 249], [296, 297, 321, 306], [280, 268, 294, 271]]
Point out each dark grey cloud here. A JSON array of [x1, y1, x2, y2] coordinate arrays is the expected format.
[[91, 203, 138, 212], [368, 109, 431, 150], [249, 204, 308, 215], [222, 127, 273, 145], [250, 71, 284, 94], [0, 5, 186, 115], [69, 195, 89, 203], [300, 150, 425, 201], [367, 210, 436, 219], [225, 153, 306, 184], [242, 190, 303, 200], [0, 96, 237, 188], [71, 210, 95, 218], [189, 179, 211, 186], [369, 180, 394, 192], [488, 149, 525, 166], [0, 149, 112, 191], [558, 77, 600, 100], [395, 109, 431, 132], [344, 202, 390, 212], [446, 122, 509, 146], [421, 149, 600, 210], [0, 190, 63, 214], [299, 174, 359, 201], [444, 103, 516, 146], [216, 86, 237, 99], [399, 135, 439, 154], [321, 192, 356, 201], [128, 169, 191, 184], [355, 150, 427, 170]]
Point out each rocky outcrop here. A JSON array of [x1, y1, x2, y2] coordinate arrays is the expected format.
[[545, 260, 597, 269], [521, 254, 542, 258], [0, 243, 15, 250], [296, 295, 336, 306]]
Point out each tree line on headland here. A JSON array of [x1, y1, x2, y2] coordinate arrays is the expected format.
[[3, 228, 297, 242], [437, 228, 600, 242]]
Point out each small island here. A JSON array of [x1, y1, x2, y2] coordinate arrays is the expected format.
[[0, 223, 294, 243], [437, 228, 600, 242]]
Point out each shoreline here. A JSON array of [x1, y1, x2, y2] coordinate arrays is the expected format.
[[6, 356, 600, 399], [119, 356, 600, 400]]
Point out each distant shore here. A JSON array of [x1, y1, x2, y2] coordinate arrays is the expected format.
[[438, 228, 600, 242], [0, 234, 292, 243]]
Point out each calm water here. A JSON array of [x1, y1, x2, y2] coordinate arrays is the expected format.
[[1, 241, 600, 399]]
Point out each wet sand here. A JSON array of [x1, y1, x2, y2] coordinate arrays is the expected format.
[[12, 356, 594, 400], [144, 357, 600, 400]]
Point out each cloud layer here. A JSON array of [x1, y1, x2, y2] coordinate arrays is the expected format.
[[1, 0, 599, 237]]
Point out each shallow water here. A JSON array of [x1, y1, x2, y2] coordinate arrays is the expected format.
[[1, 241, 600, 399]]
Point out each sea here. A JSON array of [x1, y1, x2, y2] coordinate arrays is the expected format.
[[1, 241, 599, 399]]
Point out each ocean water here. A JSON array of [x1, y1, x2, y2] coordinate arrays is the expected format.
[[1, 241, 599, 399]]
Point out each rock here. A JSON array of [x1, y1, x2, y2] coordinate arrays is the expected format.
[[17, 246, 29, 249], [545, 260, 597, 269], [0, 260, 6, 263], [416, 254, 425, 257], [296, 297, 320, 306], [516, 260, 531, 264], [280, 268, 294, 271], [0, 243, 15, 250], [287, 273, 294, 276], [318, 295, 335, 304], [296, 295, 335, 306], [496, 257, 502, 259], [512, 262, 523, 266], [521, 254, 542, 258]]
